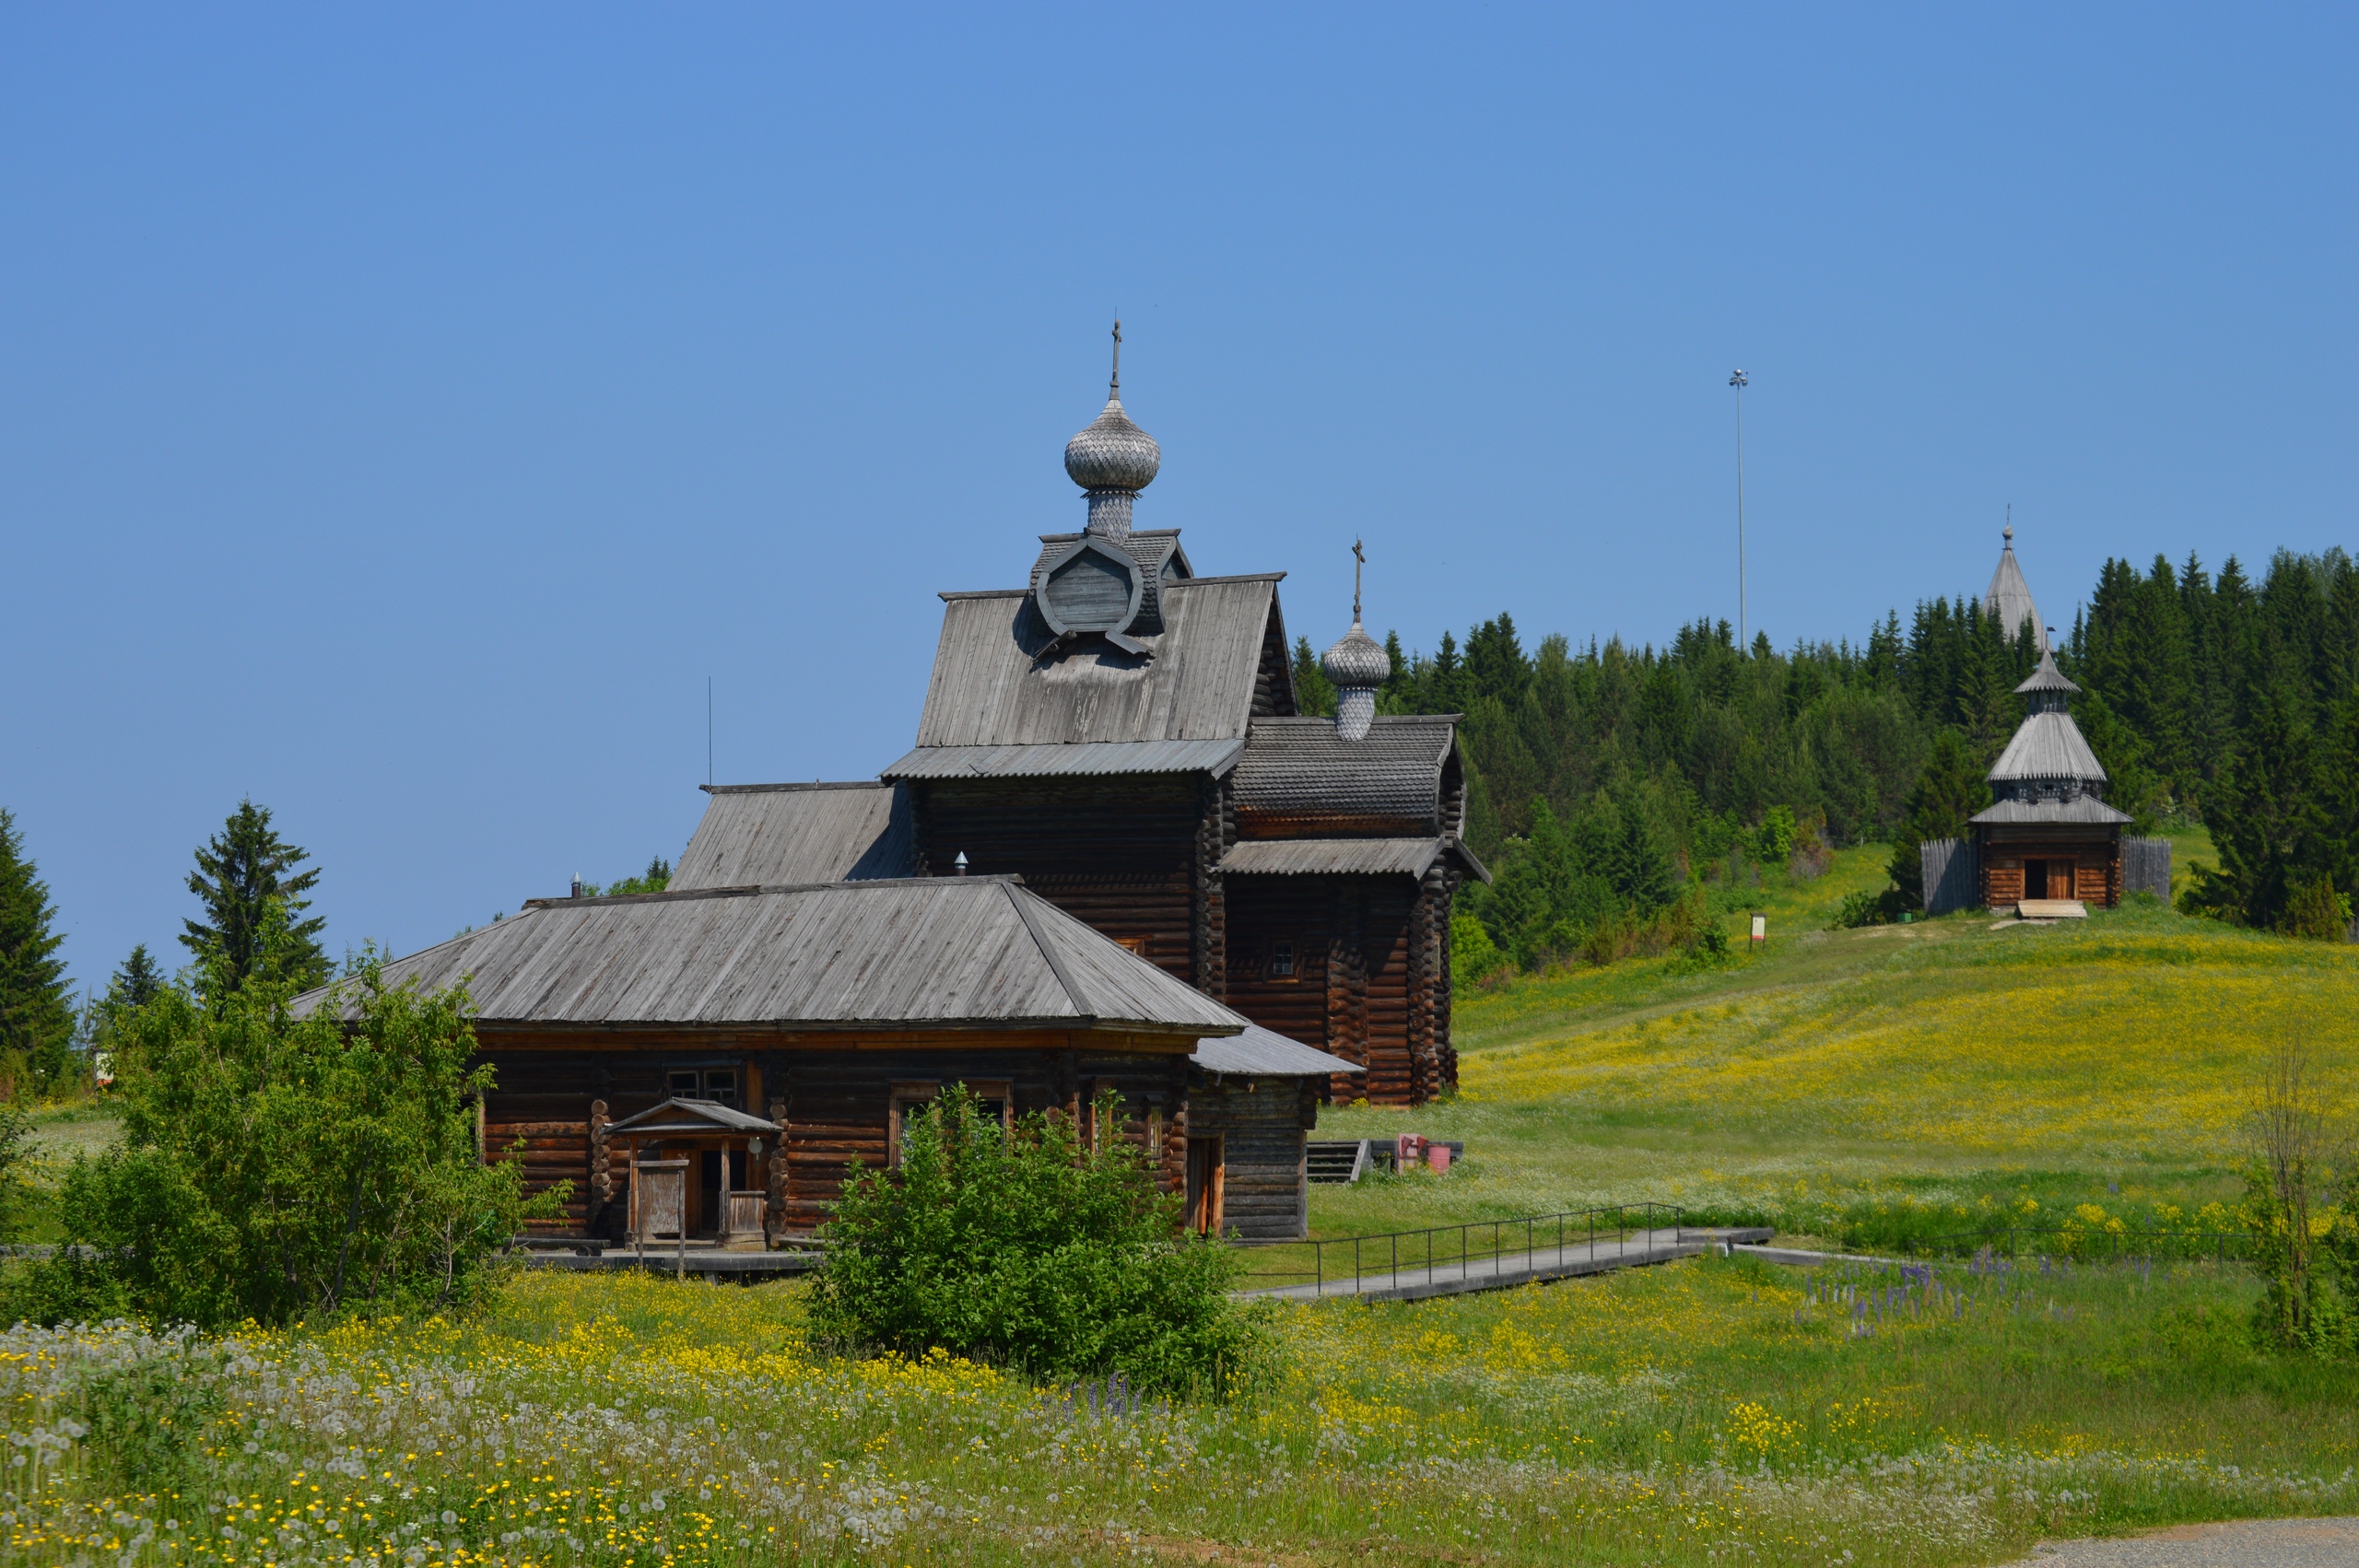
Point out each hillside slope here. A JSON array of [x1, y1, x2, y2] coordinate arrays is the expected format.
[[1314, 836, 2359, 1246]]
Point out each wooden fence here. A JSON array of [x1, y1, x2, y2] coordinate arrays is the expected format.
[[2121, 837, 2173, 901], [1920, 837, 1979, 916]]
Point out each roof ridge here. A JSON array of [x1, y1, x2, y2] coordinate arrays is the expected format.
[[1000, 880, 1095, 1025], [1169, 572, 1285, 586], [700, 780, 895, 795], [524, 875, 1024, 909]]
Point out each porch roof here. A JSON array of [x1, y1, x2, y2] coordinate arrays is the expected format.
[[608, 1097, 782, 1137]]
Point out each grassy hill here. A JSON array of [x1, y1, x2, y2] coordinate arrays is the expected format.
[[1314, 832, 2359, 1250]]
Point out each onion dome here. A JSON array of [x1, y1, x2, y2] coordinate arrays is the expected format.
[[1063, 396, 1161, 493], [1322, 541, 1390, 742], [1321, 621, 1390, 689]]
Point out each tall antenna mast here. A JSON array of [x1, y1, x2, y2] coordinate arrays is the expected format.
[[1730, 369, 1750, 651]]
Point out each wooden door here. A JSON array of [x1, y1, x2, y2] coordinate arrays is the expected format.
[[1183, 1137, 1224, 1237], [2048, 860, 2076, 900], [634, 1161, 687, 1241]]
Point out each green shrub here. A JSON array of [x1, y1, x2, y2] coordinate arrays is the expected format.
[[1449, 911, 1508, 990], [25, 906, 555, 1328], [809, 1087, 1267, 1397]]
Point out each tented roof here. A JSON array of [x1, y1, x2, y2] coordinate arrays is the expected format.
[[1984, 535, 2050, 654], [1988, 711, 2107, 783]]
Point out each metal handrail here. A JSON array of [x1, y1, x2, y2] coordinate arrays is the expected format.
[[1240, 1201, 1684, 1296]]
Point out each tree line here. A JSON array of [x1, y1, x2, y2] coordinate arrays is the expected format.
[[1294, 544, 2357, 964]]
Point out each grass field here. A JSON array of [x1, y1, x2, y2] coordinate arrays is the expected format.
[[5, 1254, 2353, 1568], [1307, 832, 2359, 1254], [7, 835, 2358, 1566]]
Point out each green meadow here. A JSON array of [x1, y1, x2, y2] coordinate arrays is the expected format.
[[8, 837, 2359, 1567], [1307, 832, 2359, 1255]]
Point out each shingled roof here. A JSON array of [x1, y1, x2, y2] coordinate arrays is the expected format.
[[1215, 836, 1489, 883], [1984, 531, 2050, 654], [291, 877, 1246, 1036], [671, 783, 914, 891], [1231, 716, 1463, 837], [890, 576, 1287, 775], [1988, 711, 2107, 784], [1970, 796, 2132, 825]]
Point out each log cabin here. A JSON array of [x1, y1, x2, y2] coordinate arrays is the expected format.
[[293, 873, 1359, 1242], [674, 348, 1486, 1105]]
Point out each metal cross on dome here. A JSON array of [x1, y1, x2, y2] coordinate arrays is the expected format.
[[1110, 317, 1121, 394], [1352, 538, 1366, 623]]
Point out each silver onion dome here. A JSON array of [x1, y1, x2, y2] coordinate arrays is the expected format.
[[1323, 539, 1390, 741], [1063, 395, 1160, 493], [1320, 622, 1390, 689]]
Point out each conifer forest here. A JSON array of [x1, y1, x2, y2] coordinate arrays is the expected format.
[[1295, 546, 2359, 965]]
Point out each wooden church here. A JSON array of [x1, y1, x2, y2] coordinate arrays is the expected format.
[[1920, 530, 2170, 915], [292, 334, 1482, 1248], [677, 333, 1485, 1104]]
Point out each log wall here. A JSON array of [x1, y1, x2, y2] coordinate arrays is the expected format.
[[916, 777, 1204, 984], [1188, 1075, 1318, 1239], [476, 1031, 1198, 1239]]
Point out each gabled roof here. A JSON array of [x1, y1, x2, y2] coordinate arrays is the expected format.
[[1215, 836, 1490, 883], [908, 575, 1285, 752], [1191, 1023, 1362, 1078], [1984, 536, 2050, 654], [608, 1097, 782, 1136], [672, 783, 913, 891], [291, 877, 1246, 1036], [1232, 716, 1462, 836], [1988, 710, 2107, 783]]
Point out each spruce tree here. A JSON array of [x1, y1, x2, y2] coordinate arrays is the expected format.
[[182, 801, 330, 992], [2182, 676, 2316, 929], [1289, 636, 1336, 717], [109, 944, 165, 1011], [0, 810, 76, 1089], [1888, 730, 1988, 907]]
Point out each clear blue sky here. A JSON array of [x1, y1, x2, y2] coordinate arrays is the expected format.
[[4, 6, 2353, 991]]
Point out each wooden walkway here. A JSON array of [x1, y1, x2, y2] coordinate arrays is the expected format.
[[1240, 1225, 1773, 1304]]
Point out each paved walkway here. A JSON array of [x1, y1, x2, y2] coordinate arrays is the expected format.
[[2001, 1517, 2359, 1567], [1240, 1226, 1770, 1304]]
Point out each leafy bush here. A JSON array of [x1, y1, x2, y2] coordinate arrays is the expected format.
[[1755, 806, 1798, 866], [809, 1088, 1266, 1397], [1829, 888, 1898, 930], [18, 907, 553, 1328], [1448, 911, 1508, 991]]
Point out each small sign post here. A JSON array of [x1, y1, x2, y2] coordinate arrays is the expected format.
[[1750, 913, 1766, 949]]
